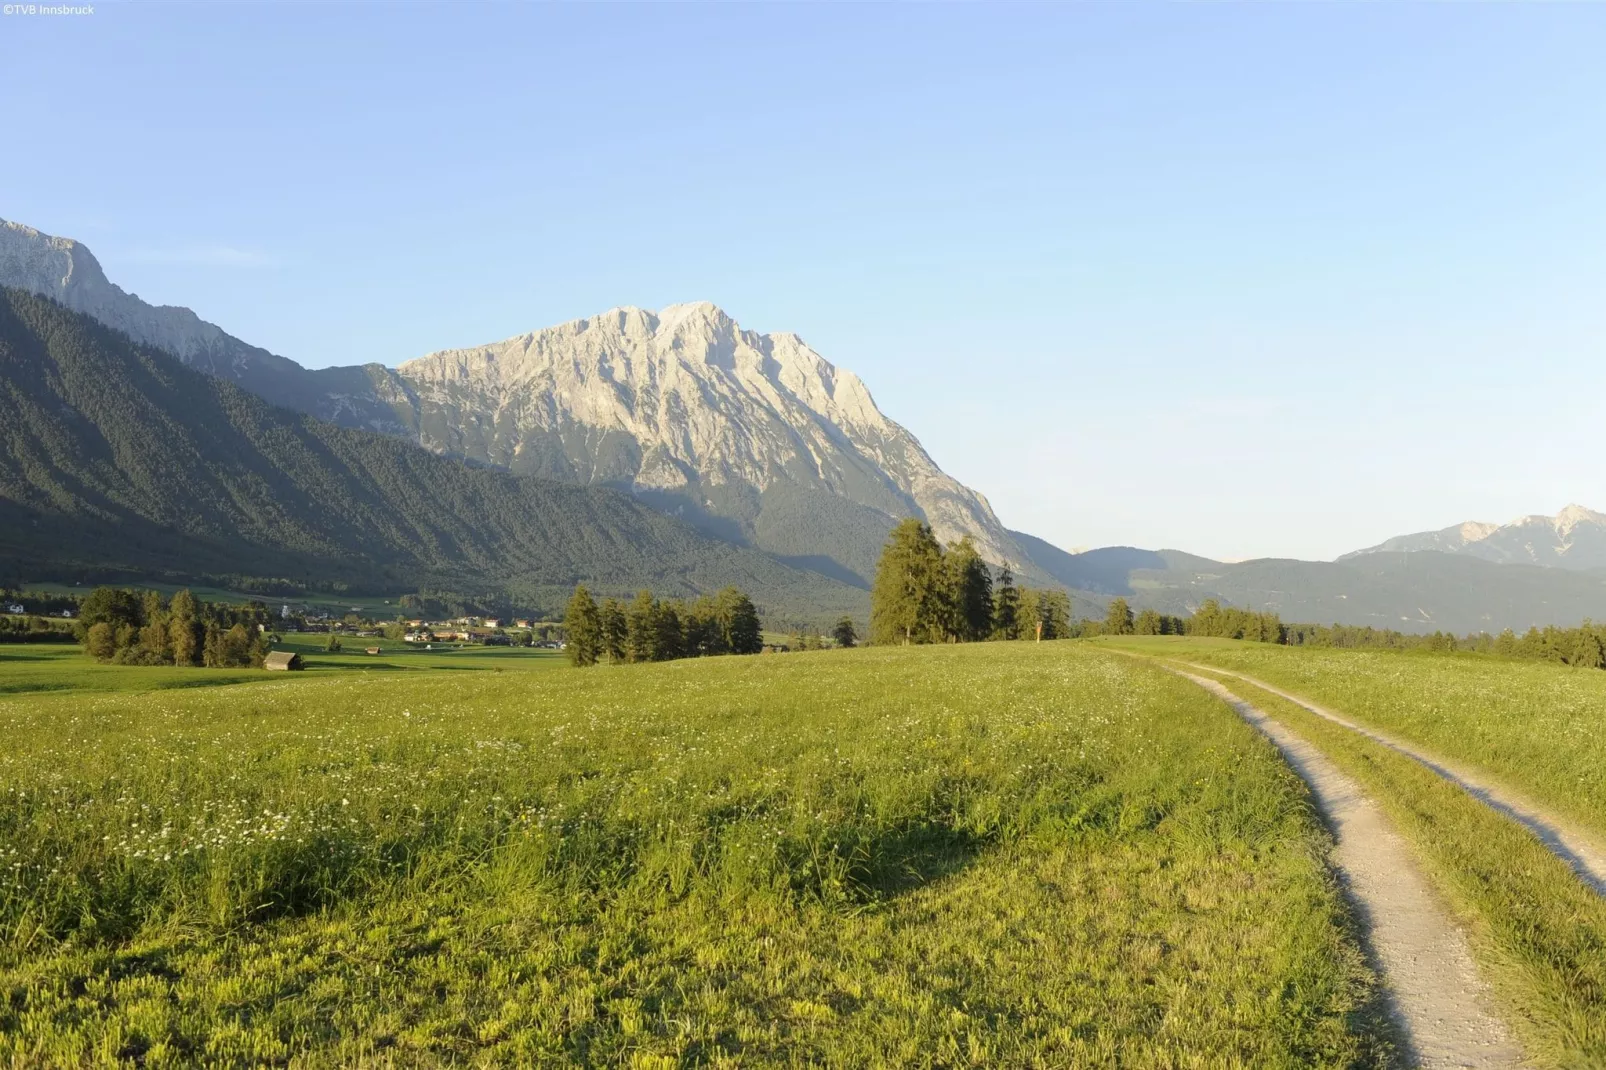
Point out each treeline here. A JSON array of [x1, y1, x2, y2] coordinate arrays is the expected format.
[[1089, 598, 1286, 643], [564, 586, 764, 667], [1103, 593, 1606, 670], [869, 520, 1073, 644], [1278, 619, 1606, 669], [77, 587, 275, 668], [0, 614, 76, 644]]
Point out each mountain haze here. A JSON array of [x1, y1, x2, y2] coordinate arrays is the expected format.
[[0, 219, 1026, 588], [0, 287, 865, 621], [1344, 505, 1606, 571]]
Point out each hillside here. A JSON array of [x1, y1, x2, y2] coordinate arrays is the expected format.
[[0, 220, 1031, 588], [1343, 505, 1606, 571], [0, 288, 867, 623]]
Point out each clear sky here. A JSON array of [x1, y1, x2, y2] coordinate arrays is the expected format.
[[4, 2, 1603, 561]]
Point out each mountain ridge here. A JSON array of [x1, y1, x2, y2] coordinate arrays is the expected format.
[[0, 286, 867, 623], [1343, 504, 1606, 571], [0, 218, 1027, 586]]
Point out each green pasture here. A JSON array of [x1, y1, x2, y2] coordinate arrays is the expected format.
[[0, 642, 1389, 1066]]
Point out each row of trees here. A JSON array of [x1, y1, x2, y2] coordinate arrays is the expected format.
[[1089, 597, 1286, 643], [1105, 595, 1606, 670], [1279, 619, 1606, 669], [77, 587, 275, 668], [869, 519, 1072, 645], [565, 586, 764, 667], [0, 614, 76, 645]]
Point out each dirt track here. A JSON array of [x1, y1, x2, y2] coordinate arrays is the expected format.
[[1179, 672, 1522, 1069], [1183, 661, 1606, 897]]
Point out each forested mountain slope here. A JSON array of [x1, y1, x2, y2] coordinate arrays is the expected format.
[[0, 288, 866, 622]]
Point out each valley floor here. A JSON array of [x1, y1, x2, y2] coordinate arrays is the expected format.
[[4, 638, 1605, 1066], [2, 643, 1387, 1066]]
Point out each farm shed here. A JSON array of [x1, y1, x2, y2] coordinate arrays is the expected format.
[[264, 651, 304, 671]]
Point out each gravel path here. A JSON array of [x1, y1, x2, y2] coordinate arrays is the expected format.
[[1182, 661, 1606, 897], [1179, 672, 1523, 1069]]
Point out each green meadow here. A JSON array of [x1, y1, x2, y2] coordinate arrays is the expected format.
[[0, 642, 1390, 1067], [1102, 636, 1606, 1063], [1099, 636, 1606, 840]]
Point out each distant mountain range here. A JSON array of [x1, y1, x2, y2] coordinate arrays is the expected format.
[[4, 215, 1605, 634], [1021, 543, 1606, 635], [1342, 505, 1606, 572]]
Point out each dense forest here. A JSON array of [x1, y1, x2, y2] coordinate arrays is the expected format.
[[0, 289, 864, 625]]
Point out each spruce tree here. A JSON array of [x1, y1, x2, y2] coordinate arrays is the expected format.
[[992, 568, 1020, 640], [1039, 590, 1071, 640], [944, 537, 993, 642], [719, 588, 763, 654], [625, 590, 656, 663], [600, 598, 628, 662], [653, 599, 684, 661], [565, 584, 602, 667]]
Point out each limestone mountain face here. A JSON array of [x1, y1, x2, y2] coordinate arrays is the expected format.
[[0, 219, 1023, 586], [1343, 505, 1606, 571], [387, 302, 1021, 583]]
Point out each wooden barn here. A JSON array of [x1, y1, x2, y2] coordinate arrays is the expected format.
[[264, 651, 304, 671]]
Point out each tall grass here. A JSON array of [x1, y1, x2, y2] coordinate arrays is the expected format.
[[1, 644, 1387, 1066]]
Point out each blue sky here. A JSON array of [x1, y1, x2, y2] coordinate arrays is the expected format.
[[4, 2, 1603, 560]]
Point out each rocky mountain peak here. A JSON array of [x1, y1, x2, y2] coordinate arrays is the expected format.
[[1555, 504, 1603, 536], [1346, 503, 1606, 572]]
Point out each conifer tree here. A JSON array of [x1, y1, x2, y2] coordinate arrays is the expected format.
[[600, 598, 628, 662], [992, 568, 1020, 640], [719, 587, 763, 654], [944, 537, 994, 642], [1572, 630, 1606, 670], [565, 584, 602, 667], [1038, 590, 1071, 640], [625, 590, 657, 663], [653, 599, 684, 661]]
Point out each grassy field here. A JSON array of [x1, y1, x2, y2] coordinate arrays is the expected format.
[[0, 641, 565, 698], [1098, 637, 1606, 841], [0, 643, 1391, 1066], [1101, 637, 1606, 1064]]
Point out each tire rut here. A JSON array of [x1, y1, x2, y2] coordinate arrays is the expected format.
[[1178, 671, 1523, 1069], [1180, 661, 1606, 897]]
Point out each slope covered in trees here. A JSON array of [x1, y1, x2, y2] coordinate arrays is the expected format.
[[0, 289, 865, 623]]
